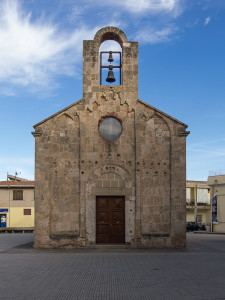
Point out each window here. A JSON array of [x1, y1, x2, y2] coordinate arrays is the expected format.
[[24, 209, 31, 215], [99, 117, 122, 140], [13, 190, 23, 200], [197, 215, 202, 224]]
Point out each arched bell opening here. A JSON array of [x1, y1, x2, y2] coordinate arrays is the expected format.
[[94, 27, 128, 47], [99, 40, 122, 86]]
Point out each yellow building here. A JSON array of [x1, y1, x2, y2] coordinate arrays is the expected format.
[[208, 171, 225, 233], [186, 180, 211, 228], [0, 178, 34, 228]]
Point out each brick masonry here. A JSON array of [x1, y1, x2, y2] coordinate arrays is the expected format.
[[32, 27, 190, 248]]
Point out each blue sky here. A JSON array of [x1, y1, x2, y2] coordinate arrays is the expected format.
[[0, 0, 225, 181]]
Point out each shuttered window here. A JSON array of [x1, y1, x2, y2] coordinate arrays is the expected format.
[[24, 209, 31, 215], [13, 190, 23, 200]]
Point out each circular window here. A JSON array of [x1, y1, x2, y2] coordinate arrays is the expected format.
[[99, 117, 122, 141]]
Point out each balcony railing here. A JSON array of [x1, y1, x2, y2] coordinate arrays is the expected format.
[[186, 201, 210, 207]]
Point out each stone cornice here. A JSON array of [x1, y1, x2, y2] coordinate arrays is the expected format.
[[178, 130, 190, 137]]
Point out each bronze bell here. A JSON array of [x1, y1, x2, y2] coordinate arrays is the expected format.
[[106, 65, 116, 83], [108, 51, 114, 63]]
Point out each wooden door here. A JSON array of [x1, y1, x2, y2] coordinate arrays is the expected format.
[[96, 196, 125, 244]]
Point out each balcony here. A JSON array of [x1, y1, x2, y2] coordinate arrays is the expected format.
[[186, 200, 210, 210]]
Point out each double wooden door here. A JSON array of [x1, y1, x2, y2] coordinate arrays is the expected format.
[[96, 196, 125, 244]]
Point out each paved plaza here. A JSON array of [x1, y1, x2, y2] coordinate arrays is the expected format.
[[0, 233, 225, 299]]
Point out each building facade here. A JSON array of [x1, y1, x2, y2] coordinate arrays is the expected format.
[[208, 172, 225, 232], [0, 178, 34, 228], [32, 27, 189, 248], [186, 181, 211, 228]]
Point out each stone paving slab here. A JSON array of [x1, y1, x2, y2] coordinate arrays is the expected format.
[[0, 233, 225, 299]]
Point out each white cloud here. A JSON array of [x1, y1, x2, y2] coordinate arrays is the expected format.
[[204, 16, 211, 25], [187, 145, 225, 181], [187, 148, 225, 157], [97, 0, 183, 16], [100, 41, 122, 52], [189, 138, 225, 147], [0, 0, 97, 94], [135, 25, 177, 43], [0, 0, 187, 95]]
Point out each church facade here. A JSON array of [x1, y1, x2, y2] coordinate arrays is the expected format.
[[32, 27, 189, 248]]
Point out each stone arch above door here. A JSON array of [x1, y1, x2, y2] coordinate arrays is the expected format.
[[87, 164, 132, 192], [96, 172, 125, 188]]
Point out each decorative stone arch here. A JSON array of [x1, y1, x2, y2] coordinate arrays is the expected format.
[[48, 112, 80, 165], [49, 113, 77, 140], [154, 113, 172, 137], [96, 172, 125, 188], [85, 164, 135, 246], [94, 26, 128, 48], [141, 112, 171, 171], [87, 164, 132, 190], [147, 112, 171, 135]]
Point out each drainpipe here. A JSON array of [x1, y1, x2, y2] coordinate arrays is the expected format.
[[194, 185, 198, 223]]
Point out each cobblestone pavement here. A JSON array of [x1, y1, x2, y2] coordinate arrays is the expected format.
[[0, 233, 225, 300]]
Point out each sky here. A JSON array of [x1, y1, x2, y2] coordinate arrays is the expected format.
[[0, 0, 225, 181]]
